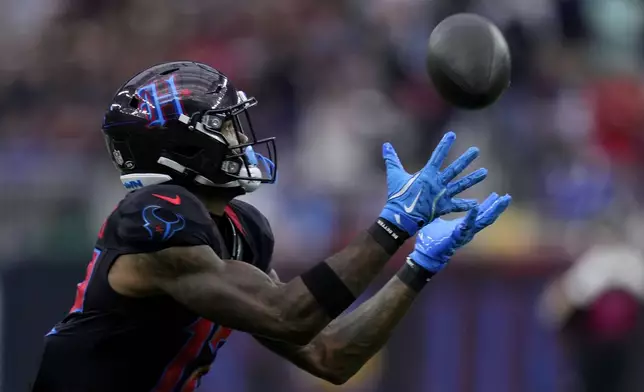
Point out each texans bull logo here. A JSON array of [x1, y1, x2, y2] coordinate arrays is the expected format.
[[142, 205, 186, 241]]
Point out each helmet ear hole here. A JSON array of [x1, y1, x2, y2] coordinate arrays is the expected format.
[[129, 97, 139, 108]]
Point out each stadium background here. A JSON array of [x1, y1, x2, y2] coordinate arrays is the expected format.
[[0, 0, 643, 391]]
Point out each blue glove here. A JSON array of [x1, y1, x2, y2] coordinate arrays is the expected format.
[[380, 132, 487, 236], [409, 193, 512, 273]]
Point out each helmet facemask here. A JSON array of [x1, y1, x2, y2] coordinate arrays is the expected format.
[[178, 91, 277, 193]]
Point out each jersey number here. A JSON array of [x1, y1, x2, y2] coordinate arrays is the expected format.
[[154, 319, 232, 392]]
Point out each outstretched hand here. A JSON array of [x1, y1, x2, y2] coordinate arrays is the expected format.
[[408, 193, 512, 273], [380, 132, 487, 236]]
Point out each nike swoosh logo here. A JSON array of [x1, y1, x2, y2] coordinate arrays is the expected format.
[[152, 194, 182, 205], [390, 172, 421, 199], [404, 190, 422, 213]]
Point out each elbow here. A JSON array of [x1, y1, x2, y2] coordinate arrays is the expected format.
[[309, 345, 356, 385]]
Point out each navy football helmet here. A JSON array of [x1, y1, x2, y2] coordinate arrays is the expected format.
[[102, 61, 277, 195]]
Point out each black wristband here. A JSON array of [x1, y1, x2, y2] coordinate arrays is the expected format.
[[396, 258, 435, 292], [301, 262, 356, 319], [367, 218, 410, 255]]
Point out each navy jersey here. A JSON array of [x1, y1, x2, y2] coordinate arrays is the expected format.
[[32, 184, 274, 392]]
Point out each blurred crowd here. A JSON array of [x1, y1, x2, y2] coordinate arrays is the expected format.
[[1, 0, 644, 266]]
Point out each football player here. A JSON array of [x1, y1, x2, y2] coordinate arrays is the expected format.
[[32, 61, 510, 392]]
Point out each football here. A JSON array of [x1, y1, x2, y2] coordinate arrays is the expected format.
[[426, 13, 511, 109]]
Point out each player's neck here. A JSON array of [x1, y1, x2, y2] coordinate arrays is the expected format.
[[201, 197, 229, 216], [190, 187, 239, 216]]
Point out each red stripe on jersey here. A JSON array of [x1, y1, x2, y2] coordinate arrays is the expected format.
[[179, 326, 233, 392], [98, 219, 108, 240], [70, 248, 102, 313], [211, 326, 232, 345], [180, 365, 210, 392], [180, 375, 199, 392], [224, 206, 245, 235], [154, 319, 215, 392], [98, 205, 118, 239]]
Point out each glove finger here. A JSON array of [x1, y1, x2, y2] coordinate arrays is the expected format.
[[478, 192, 500, 212], [461, 207, 478, 232], [475, 194, 512, 231], [453, 207, 478, 243], [440, 147, 480, 184], [425, 131, 456, 171], [382, 142, 405, 176], [449, 198, 478, 213], [446, 168, 487, 196]]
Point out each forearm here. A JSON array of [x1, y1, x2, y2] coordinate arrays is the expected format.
[[307, 276, 417, 383], [272, 229, 394, 342], [152, 225, 395, 345], [324, 230, 393, 296], [254, 274, 417, 384]]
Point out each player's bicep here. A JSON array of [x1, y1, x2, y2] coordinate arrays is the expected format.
[[140, 245, 302, 340]]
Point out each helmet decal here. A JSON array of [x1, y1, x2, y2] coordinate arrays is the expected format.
[[136, 75, 186, 128]]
